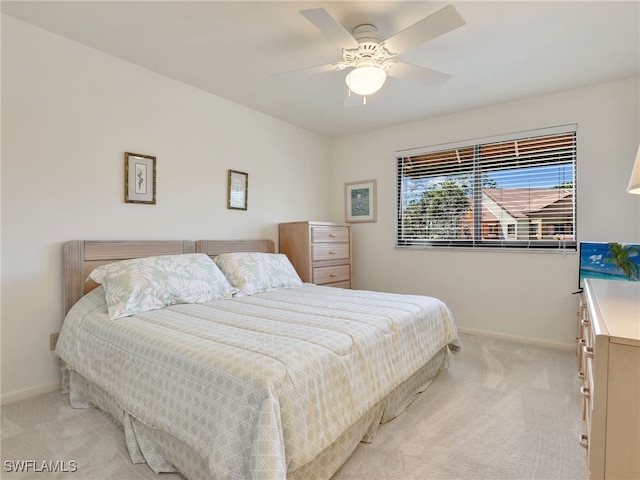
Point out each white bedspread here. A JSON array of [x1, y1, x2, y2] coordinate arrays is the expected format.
[[57, 284, 460, 479]]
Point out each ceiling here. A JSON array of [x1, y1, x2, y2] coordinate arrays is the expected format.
[[2, 1, 639, 138]]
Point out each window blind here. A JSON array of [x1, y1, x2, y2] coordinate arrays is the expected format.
[[396, 125, 577, 250]]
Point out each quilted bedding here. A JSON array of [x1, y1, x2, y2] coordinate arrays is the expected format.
[[56, 283, 460, 479]]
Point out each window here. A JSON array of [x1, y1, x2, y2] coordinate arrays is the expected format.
[[396, 125, 577, 250]]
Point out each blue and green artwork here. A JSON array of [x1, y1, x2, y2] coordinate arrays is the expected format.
[[350, 188, 370, 217], [579, 242, 640, 287]]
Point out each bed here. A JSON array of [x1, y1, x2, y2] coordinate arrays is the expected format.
[[57, 239, 461, 480]]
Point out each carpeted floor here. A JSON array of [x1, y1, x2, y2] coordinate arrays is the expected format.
[[1, 333, 584, 480]]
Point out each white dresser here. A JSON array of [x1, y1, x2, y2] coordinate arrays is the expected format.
[[578, 279, 640, 480]]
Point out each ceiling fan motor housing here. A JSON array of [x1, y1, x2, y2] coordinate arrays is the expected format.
[[341, 25, 393, 71], [352, 24, 383, 44]]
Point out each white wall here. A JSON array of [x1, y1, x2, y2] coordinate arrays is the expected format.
[[1, 16, 331, 402], [329, 77, 640, 346]]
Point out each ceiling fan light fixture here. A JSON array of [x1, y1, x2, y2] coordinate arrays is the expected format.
[[345, 65, 387, 96]]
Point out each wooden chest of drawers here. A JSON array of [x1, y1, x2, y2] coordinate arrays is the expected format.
[[278, 221, 352, 288], [577, 279, 640, 480]]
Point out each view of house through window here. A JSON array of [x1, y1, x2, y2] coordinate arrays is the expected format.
[[396, 125, 577, 250]]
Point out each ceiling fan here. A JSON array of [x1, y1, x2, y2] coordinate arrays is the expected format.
[[272, 4, 465, 105]]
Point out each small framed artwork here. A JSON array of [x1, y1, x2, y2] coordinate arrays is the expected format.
[[345, 179, 377, 223], [124, 152, 156, 204], [227, 170, 248, 210]]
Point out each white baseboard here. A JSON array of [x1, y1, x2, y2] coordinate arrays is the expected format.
[[457, 326, 575, 351], [1, 381, 61, 406]]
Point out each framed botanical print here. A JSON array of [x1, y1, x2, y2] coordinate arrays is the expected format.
[[124, 152, 156, 204], [227, 169, 248, 210]]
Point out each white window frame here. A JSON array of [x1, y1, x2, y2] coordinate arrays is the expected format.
[[395, 125, 577, 251]]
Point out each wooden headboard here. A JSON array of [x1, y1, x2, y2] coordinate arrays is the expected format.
[[195, 239, 275, 259], [63, 239, 275, 316]]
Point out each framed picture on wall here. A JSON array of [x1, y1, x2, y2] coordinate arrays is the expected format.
[[345, 179, 377, 223], [227, 170, 248, 210], [124, 152, 156, 204]]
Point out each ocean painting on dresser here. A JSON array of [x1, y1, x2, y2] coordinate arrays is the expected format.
[[579, 242, 640, 288]]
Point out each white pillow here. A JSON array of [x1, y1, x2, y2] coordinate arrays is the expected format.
[[213, 252, 302, 296], [88, 253, 235, 320]]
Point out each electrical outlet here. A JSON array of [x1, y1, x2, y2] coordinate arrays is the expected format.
[[49, 333, 60, 351]]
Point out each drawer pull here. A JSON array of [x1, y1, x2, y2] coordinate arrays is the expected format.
[[329, 233, 337, 237], [580, 386, 590, 399], [330, 273, 337, 278], [329, 250, 337, 255], [583, 346, 594, 359], [579, 434, 589, 449]]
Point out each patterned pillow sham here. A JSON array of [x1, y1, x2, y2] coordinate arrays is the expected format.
[[213, 252, 302, 296], [88, 253, 236, 320]]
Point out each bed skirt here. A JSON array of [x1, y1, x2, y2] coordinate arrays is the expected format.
[[61, 346, 450, 480]]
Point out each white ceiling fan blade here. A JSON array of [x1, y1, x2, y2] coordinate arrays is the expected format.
[[300, 8, 360, 50], [388, 61, 451, 88], [271, 62, 338, 81], [382, 5, 465, 56]]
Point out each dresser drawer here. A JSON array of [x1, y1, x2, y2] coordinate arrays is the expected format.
[[326, 280, 351, 289], [583, 352, 594, 420], [313, 265, 350, 285], [312, 243, 350, 262], [311, 225, 350, 243]]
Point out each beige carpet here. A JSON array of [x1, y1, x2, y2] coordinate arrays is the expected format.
[[1, 333, 584, 480]]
